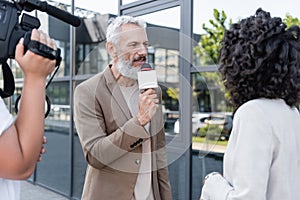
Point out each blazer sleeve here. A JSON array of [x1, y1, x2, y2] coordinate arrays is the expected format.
[[156, 130, 173, 200], [74, 81, 150, 170], [155, 88, 173, 200]]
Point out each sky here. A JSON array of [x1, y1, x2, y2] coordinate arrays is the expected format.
[[55, 0, 300, 34]]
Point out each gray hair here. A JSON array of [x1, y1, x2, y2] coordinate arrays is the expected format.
[[106, 15, 146, 44]]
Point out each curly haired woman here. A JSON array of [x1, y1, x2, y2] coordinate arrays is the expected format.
[[200, 8, 300, 200]]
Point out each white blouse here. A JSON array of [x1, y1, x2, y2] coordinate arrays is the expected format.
[[0, 97, 14, 135], [201, 98, 300, 200], [0, 97, 20, 200]]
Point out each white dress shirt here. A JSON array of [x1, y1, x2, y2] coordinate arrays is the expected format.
[[201, 98, 300, 200]]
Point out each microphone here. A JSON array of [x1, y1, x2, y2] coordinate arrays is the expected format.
[[42, 3, 81, 27], [137, 63, 158, 93], [20, 0, 81, 27]]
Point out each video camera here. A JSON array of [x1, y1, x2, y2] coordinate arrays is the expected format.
[[0, 0, 81, 117]]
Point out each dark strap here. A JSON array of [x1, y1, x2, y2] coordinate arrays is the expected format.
[[0, 32, 62, 99], [26, 40, 62, 66], [24, 32, 62, 66], [0, 62, 15, 98]]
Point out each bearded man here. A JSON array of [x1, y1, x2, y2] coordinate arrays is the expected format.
[[74, 15, 172, 200]]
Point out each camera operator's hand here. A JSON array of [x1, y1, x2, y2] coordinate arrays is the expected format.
[[15, 29, 57, 80], [0, 29, 58, 180], [37, 136, 47, 162], [136, 89, 159, 126]]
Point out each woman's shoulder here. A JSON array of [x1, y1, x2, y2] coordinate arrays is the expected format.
[[235, 98, 294, 120], [236, 98, 267, 112]]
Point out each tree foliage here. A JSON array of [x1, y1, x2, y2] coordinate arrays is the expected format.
[[193, 9, 300, 110], [166, 87, 179, 100], [167, 10, 300, 107], [192, 9, 232, 111], [284, 14, 300, 27], [195, 10, 300, 66], [194, 9, 231, 65]]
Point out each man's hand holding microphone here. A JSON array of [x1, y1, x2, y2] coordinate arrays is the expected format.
[[136, 63, 159, 126]]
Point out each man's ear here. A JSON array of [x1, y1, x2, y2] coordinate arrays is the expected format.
[[106, 42, 117, 57]]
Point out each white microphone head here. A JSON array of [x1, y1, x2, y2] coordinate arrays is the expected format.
[[137, 63, 158, 91]]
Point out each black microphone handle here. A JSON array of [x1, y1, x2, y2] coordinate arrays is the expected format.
[[39, 1, 81, 27]]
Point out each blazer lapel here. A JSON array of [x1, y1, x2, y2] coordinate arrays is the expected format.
[[103, 65, 164, 140], [103, 65, 132, 120]]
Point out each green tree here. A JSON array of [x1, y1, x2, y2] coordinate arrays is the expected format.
[[284, 14, 300, 27], [167, 10, 300, 109], [193, 9, 232, 111], [195, 11, 300, 66], [194, 9, 231, 65], [193, 10, 300, 111], [166, 87, 179, 100]]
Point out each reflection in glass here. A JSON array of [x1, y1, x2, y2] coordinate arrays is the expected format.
[[191, 71, 232, 200], [49, 0, 117, 16], [45, 81, 70, 136], [191, 72, 232, 150], [193, 72, 227, 112], [122, 0, 140, 5], [72, 80, 87, 199], [123, 9, 182, 137], [37, 81, 71, 195], [76, 42, 109, 75], [140, 6, 202, 200], [36, 130, 71, 195], [72, 128, 87, 199], [46, 1, 112, 76], [155, 42, 180, 140], [142, 7, 180, 30], [49, 12, 111, 76]]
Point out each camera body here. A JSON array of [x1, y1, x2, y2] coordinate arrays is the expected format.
[[0, 0, 81, 64], [0, 0, 80, 117], [0, 0, 40, 62]]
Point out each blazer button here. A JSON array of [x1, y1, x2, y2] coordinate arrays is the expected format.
[[135, 159, 140, 165]]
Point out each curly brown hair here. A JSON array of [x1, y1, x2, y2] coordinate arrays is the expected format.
[[219, 8, 300, 109]]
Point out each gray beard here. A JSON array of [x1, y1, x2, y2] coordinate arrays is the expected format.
[[116, 59, 141, 80]]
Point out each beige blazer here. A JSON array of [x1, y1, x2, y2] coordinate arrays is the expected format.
[[74, 65, 172, 200]]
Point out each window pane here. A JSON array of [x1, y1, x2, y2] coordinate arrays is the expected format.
[[141, 6, 180, 137], [71, 80, 86, 199], [37, 81, 71, 195], [192, 72, 232, 148], [140, 6, 195, 199]]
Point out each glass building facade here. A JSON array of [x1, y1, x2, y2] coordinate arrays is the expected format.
[[1, 0, 299, 199]]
